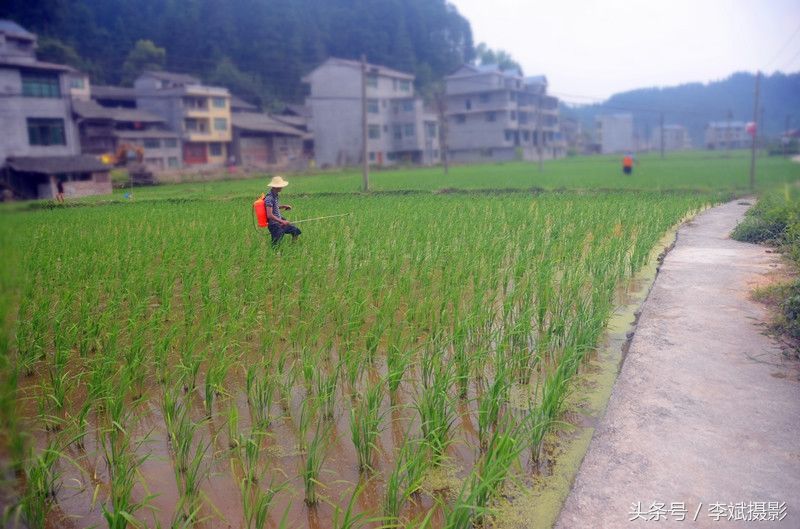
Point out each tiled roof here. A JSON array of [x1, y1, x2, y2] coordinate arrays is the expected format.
[[232, 112, 304, 136], [91, 85, 138, 100], [141, 70, 201, 85], [0, 20, 35, 39], [73, 99, 164, 123], [5, 155, 109, 175]]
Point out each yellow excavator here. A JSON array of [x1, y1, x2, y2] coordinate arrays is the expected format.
[[102, 143, 155, 185]]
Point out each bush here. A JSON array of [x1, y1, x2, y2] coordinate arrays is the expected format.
[[734, 187, 800, 349]]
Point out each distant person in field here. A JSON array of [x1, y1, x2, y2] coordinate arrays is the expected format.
[[264, 176, 301, 245], [622, 154, 634, 175], [55, 179, 65, 203]]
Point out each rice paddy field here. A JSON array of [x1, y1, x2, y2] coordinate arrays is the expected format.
[[0, 152, 798, 529]]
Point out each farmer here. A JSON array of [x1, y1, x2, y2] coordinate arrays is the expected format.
[[622, 154, 634, 175], [264, 175, 301, 245], [56, 178, 65, 203], [622, 153, 633, 174]]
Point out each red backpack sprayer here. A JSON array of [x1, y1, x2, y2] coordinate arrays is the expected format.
[[252, 194, 350, 231]]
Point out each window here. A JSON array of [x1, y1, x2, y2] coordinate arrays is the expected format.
[[509, 92, 516, 101], [505, 130, 514, 142], [69, 77, 85, 89], [209, 143, 223, 156], [143, 138, 160, 149], [383, 125, 388, 133], [403, 124, 415, 137], [27, 118, 65, 146], [368, 125, 380, 139], [168, 157, 179, 168], [367, 99, 379, 113], [510, 111, 516, 121], [145, 158, 163, 169], [402, 100, 414, 112], [425, 122, 437, 138], [393, 79, 398, 90], [465, 99, 472, 110], [393, 125, 402, 140], [212, 97, 226, 108], [369, 152, 376, 161], [523, 131, 530, 142], [183, 97, 207, 109], [164, 138, 178, 148], [486, 111, 496, 122], [433, 150, 439, 158], [185, 118, 208, 133], [366, 74, 378, 88], [456, 114, 466, 124], [479, 93, 490, 103], [399, 80, 411, 92], [214, 118, 228, 131], [22, 72, 60, 98], [387, 152, 397, 161]]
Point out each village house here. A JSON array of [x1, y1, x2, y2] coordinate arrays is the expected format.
[[274, 104, 314, 160], [0, 20, 110, 199], [705, 121, 748, 150], [134, 71, 232, 167], [230, 111, 306, 169], [652, 124, 692, 152], [443, 65, 564, 163], [594, 114, 634, 154], [303, 57, 440, 167], [72, 99, 182, 171]]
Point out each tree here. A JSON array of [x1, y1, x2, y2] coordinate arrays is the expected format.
[[121, 39, 166, 85], [474, 42, 522, 74], [37, 37, 85, 69]]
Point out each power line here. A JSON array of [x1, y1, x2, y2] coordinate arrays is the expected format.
[[765, 21, 800, 69]]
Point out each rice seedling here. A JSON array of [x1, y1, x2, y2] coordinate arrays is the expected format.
[[415, 356, 456, 464], [477, 362, 510, 452], [302, 420, 331, 506], [349, 379, 385, 473], [100, 386, 153, 529], [316, 363, 339, 420], [383, 435, 428, 521], [15, 441, 61, 529]]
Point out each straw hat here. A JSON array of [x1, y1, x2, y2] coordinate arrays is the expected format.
[[268, 175, 289, 188]]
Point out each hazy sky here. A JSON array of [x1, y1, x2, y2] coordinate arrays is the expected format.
[[449, 0, 800, 101]]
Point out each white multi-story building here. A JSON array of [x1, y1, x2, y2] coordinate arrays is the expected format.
[[595, 114, 634, 154], [651, 124, 692, 152], [303, 57, 440, 167], [0, 19, 110, 199], [705, 121, 748, 150], [444, 64, 564, 163]]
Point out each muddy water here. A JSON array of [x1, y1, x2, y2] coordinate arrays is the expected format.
[[21, 220, 689, 529], [491, 223, 682, 529]]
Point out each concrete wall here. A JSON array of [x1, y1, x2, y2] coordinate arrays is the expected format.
[[0, 67, 80, 160]]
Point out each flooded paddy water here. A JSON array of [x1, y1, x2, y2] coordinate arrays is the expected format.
[[0, 193, 710, 529]]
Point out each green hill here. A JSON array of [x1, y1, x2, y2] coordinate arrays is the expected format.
[[562, 72, 800, 145]]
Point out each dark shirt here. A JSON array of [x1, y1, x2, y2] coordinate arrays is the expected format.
[[263, 189, 282, 222]]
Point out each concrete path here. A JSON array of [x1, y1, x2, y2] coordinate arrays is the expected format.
[[555, 200, 800, 528]]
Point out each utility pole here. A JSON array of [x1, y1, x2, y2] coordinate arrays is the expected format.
[[435, 87, 449, 175], [749, 71, 760, 192], [725, 109, 733, 157], [536, 91, 543, 172], [785, 115, 792, 157], [659, 113, 665, 159], [361, 54, 369, 192]]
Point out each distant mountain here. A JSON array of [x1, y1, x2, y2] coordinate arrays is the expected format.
[[561, 72, 800, 146]]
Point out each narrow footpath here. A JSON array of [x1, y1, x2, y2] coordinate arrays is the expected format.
[[554, 200, 800, 528]]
